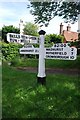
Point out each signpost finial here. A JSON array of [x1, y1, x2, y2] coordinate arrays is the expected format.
[[38, 30, 46, 35]]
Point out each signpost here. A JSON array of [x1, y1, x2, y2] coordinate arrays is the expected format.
[[7, 33, 39, 45], [20, 45, 39, 55], [45, 43, 77, 60], [20, 30, 77, 85], [37, 30, 46, 85]]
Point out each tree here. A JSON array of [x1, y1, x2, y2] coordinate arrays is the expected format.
[[28, 1, 80, 26], [0, 29, 1, 40], [45, 34, 64, 45], [2, 25, 20, 43], [23, 22, 39, 36]]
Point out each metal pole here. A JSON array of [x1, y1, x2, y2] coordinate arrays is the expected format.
[[37, 30, 46, 85]]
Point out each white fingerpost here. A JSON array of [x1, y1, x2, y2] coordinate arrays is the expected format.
[[78, 14, 80, 33], [37, 30, 46, 85], [78, 14, 80, 41]]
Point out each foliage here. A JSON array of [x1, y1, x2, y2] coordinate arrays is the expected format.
[[0, 30, 1, 40], [23, 22, 39, 36], [77, 49, 80, 55], [9, 55, 80, 69], [70, 41, 80, 48], [1, 42, 38, 63], [2, 63, 80, 118], [10, 57, 22, 66], [45, 34, 64, 44], [2, 25, 20, 43], [28, 1, 80, 26], [70, 41, 80, 55], [1, 42, 22, 62]]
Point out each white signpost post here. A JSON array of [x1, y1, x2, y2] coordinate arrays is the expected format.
[[20, 30, 77, 85], [37, 30, 46, 85]]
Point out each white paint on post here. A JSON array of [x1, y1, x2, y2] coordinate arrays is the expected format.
[[37, 35, 46, 78], [78, 14, 80, 33], [78, 14, 80, 32]]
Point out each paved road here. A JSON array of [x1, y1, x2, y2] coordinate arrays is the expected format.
[[17, 67, 79, 76]]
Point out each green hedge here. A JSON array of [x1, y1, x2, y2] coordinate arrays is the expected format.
[[45, 34, 64, 45], [1, 42, 22, 61], [70, 41, 80, 55]]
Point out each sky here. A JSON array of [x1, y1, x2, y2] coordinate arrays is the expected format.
[[0, 1, 78, 35]]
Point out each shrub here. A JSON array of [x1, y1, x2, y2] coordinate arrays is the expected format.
[[70, 41, 80, 55], [77, 48, 80, 55], [45, 34, 64, 45], [1, 42, 22, 62], [70, 41, 80, 48]]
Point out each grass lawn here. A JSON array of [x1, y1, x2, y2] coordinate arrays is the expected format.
[[2, 62, 80, 118], [11, 55, 80, 69]]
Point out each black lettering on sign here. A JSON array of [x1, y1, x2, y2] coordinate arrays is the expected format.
[[60, 43, 66, 47], [54, 52, 58, 54], [60, 44, 63, 47], [64, 52, 67, 55], [71, 48, 74, 51], [71, 52, 73, 55], [70, 56, 74, 59], [35, 50, 38, 52], [59, 52, 62, 55], [21, 50, 34, 52], [46, 48, 51, 51], [54, 43, 66, 48], [64, 44, 66, 47], [56, 44, 59, 47]]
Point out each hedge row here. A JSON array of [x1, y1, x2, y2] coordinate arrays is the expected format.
[[1, 40, 80, 63], [1, 42, 22, 61]]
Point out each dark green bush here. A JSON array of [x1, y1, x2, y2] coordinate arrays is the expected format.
[[70, 41, 80, 55], [70, 41, 80, 48], [77, 48, 80, 55]]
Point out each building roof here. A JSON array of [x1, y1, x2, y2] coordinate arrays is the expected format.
[[59, 23, 78, 42], [62, 30, 78, 42]]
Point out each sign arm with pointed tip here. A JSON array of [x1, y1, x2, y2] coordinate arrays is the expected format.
[[20, 30, 77, 85]]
